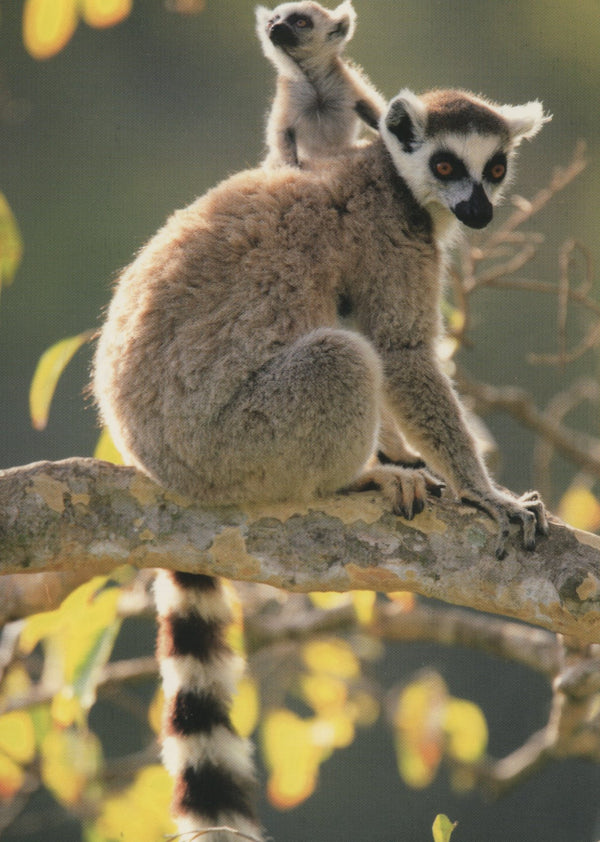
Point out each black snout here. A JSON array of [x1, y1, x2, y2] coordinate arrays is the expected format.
[[269, 21, 299, 48], [452, 183, 493, 230]]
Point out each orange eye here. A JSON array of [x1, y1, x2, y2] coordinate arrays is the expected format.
[[490, 162, 506, 180], [295, 17, 308, 26], [435, 161, 453, 178]]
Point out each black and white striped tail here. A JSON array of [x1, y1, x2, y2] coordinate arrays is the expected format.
[[155, 571, 262, 842]]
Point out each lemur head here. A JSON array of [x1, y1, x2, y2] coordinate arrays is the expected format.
[[256, 1, 356, 69], [380, 88, 550, 230]]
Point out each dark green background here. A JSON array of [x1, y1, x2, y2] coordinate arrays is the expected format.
[[0, 1, 599, 840]]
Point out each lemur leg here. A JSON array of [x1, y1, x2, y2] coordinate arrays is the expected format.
[[213, 327, 442, 513]]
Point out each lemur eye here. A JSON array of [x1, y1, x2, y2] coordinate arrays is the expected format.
[[435, 161, 453, 178], [295, 16, 309, 27], [484, 153, 508, 184]]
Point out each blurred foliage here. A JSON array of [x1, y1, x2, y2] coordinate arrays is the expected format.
[[22, 0, 132, 60], [0, 193, 22, 298]]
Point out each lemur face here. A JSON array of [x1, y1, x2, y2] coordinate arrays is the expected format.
[[259, 1, 355, 57], [380, 88, 548, 231]]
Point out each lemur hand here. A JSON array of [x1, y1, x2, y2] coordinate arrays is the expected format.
[[460, 486, 549, 559]]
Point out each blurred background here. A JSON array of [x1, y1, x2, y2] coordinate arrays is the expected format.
[[0, 1, 599, 840]]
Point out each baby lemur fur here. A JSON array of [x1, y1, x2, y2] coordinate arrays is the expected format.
[[256, 1, 385, 167]]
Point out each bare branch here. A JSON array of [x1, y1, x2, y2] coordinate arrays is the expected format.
[[1, 458, 599, 643]]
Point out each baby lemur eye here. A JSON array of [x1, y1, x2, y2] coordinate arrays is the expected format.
[[429, 151, 468, 182], [484, 153, 507, 183], [287, 13, 313, 28]]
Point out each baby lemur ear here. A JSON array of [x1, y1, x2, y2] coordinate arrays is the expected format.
[[329, 0, 357, 41], [497, 100, 551, 146], [384, 89, 427, 153]]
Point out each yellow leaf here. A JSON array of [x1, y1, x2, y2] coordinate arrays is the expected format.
[[311, 709, 355, 749], [148, 688, 164, 736], [41, 727, 102, 805], [50, 688, 83, 728], [309, 592, 351, 610], [443, 698, 488, 763], [94, 765, 175, 842], [301, 673, 347, 714], [230, 676, 259, 739], [432, 814, 458, 842], [262, 709, 323, 808], [0, 753, 25, 799], [0, 712, 36, 764], [23, 0, 79, 60], [81, 0, 132, 28], [29, 331, 93, 430], [558, 485, 600, 532], [0, 193, 23, 289], [393, 673, 447, 789], [349, 689, 380, 727], [302, 639, 359, 680], [267, 763, 318, 811], [387, 591, 416, 611], [93, 427, 123, 463], [351, 590, 376, 625]]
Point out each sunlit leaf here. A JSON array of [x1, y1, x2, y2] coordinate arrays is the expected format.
[[50, 688, 83, 728], [351, 590, 376, 625], [93, 427, 123, 463], [302, 639, 359, 679], [0, 712, 36, 764], [393, 673, 447, 789], [41, 727, 102, 805], [308, 591, 351, 610], [432, 814, 458, 842], [29, 330, 93, 430], [148, 688, 164, 736], [230, 676, 259, 739], [0, 753, 25, 799], [0, 193, 23, 291], [443, 698, 488, 763], [311, 710, 355, 750], [20, 576, 122, 720], [23, 0, 79, 60], [301, 673, 347, 714], [81, 0, 132, 28], [262, 710, 321, 810], [92, 765, 175, 842], [386, 591, 416, 611], [558, 485, 600, 532]]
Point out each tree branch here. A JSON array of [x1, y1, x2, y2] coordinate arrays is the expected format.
[[1, 458, 599, 643]]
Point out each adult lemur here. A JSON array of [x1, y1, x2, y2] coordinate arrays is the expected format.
[[256, 0, 385, 167], [94, 88, 549, 840]]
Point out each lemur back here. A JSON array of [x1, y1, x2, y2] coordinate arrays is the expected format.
[[94, 89, 549, 839], [256, 0, 385, 166]]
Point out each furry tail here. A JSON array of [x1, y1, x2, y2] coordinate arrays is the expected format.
[[155, 570, 262, 842]]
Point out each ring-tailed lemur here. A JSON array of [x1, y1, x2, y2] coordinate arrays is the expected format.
[[93, 88, 550, 840], [256, 0, 385, 167]]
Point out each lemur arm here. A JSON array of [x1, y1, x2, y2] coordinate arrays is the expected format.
[[381, 344, 548, 557]]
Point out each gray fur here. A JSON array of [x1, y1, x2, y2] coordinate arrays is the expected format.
[[93, 89, 549, 558]]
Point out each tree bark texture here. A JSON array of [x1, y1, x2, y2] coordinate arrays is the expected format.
[[1, 458, 599, 643]]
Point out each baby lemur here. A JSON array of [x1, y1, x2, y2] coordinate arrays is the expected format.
[[256, 0, 385, 167], [94, 89, 549, 840]]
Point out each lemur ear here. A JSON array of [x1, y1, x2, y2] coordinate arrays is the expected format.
[[330, 1, 357, 41], [497, 101, 551, 145], [384, 89, 427, 153]]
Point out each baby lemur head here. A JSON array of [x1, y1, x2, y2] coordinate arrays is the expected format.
[[380, 88, 550, 230], [256, 1, 356, 67]]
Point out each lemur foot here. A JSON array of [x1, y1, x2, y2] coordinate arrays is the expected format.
[[460, 487, 549, 559], [346, 465, 445, 520]]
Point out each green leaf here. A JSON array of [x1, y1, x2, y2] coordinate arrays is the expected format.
[[432, 814, 458, 842], [0, 192, 23, 291], [29, 330, 93, 430]]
